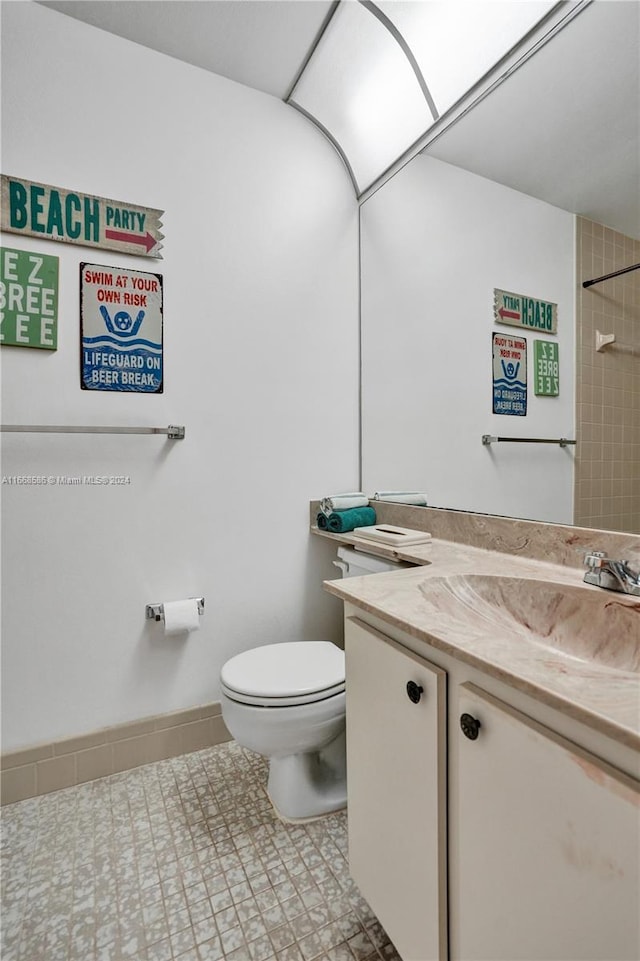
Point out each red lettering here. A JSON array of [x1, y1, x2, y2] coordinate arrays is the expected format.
[[131, 277, 158, 292], [85, 270, 113, 285], [96, 289, 121, 303]]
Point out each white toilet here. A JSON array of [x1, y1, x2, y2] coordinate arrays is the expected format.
[[220, 546, 410, 821]]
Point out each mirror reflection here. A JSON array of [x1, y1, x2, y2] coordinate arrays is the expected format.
[[360, 0, 639, 533]]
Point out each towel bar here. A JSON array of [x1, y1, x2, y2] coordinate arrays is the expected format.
[[1, 424, 185, 439], [482, 435, 576, 447]]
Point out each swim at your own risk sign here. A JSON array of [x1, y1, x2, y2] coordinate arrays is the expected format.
[[493, 332, 527, 416], [81, 264, 163, 392]]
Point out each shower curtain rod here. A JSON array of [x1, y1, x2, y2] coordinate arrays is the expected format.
[[1, 424, 185, 438], [582, 262, 640, 288]]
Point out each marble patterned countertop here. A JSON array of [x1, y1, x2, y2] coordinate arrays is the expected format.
[[319, 531, 640, 750]]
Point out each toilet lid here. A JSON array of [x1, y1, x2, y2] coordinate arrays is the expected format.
[[221, 641, 345, 704]]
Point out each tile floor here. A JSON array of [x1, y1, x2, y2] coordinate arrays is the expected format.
[[1, 740, 402, 961]]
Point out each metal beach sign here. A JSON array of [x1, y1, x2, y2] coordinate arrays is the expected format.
[[494, 288, 557, 334], [1, 175, 164, 259], [492, 332, 527, 416], [81, 263, 163, 392]]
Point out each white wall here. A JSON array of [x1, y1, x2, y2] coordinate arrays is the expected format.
[[0, 3, 359, 751], [361, 155, 575, 523]]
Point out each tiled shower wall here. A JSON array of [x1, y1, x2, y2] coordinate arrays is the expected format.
[[574, 218, 640, 533]]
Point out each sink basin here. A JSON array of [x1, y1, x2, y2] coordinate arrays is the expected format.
[[419, 574, 640, 673]]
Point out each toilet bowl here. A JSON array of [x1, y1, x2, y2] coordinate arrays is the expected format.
[[220, 546, 408, 821], [220, 641, 347, 820]]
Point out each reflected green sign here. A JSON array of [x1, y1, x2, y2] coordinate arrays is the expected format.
[[534, 340, 559, 396]]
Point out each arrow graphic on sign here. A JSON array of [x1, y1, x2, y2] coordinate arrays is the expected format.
[[498, 306, 521, 321], [105, 229, 158, 253]]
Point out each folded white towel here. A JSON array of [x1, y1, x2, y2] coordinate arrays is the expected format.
[[372, 491, 428, 505], [320, 492, 369, 516]]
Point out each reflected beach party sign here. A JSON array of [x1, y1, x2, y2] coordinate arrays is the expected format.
[[81, 263, 163, 392]]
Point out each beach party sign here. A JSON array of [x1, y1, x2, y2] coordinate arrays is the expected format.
[[81, 263, 163, 393], [494, 288, 557, 334], [2, 175, 164, 259]]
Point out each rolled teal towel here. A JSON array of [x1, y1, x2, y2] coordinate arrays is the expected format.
[[316, 512, 329, 530], [327, 506, 377, 533]]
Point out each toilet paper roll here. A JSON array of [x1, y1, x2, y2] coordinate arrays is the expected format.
[[162, 598, 201, 635]]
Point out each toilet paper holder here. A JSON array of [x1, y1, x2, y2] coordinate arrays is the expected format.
[[145, 597, 205, 622]]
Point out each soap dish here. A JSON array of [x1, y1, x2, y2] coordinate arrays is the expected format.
[[352, 524, 432, 546]]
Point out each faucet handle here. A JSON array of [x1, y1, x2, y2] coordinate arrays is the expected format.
[[584, 550, 607, 569]]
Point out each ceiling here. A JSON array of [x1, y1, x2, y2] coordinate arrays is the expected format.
[[39, 1, 335, 100], [423, 0, 640, 239], [39, 1, 639, 237]]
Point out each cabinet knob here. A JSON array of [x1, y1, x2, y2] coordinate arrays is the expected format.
[[406, 681, 424, 704], [460, 713, 481, 740]]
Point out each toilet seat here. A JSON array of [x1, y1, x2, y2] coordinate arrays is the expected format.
[[221, 641, 345, 707]]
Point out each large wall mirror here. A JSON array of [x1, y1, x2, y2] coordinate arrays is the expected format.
[[360, 0, 639, 533]]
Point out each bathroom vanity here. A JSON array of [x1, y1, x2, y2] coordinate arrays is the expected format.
[[316, 510, 640, 961]]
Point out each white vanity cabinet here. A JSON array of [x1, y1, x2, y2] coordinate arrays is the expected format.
[[344, 613, 640, 961], [345, 617, 447, 961], [452, 683, 640, 961]]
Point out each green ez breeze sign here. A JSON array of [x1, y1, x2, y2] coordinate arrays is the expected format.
[[0, 246, 59, 349], [534, 340, 559, 396]]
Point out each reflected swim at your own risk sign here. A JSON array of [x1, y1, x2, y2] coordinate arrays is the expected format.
[[492, 332, 527, 416]]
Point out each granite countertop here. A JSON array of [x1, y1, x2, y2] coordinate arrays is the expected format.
[[321, 535, 640, 750]]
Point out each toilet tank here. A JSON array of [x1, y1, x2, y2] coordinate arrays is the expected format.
[[334, 545, 414, 578]]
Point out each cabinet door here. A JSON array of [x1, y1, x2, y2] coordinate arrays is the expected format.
[[345, 616, 447, 961], [453, 682, 640, 961]]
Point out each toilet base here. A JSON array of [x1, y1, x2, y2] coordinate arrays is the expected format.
[[266, 730, 347, 821], [268, 795, 345, 825]]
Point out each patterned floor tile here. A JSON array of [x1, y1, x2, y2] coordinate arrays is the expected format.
[[1, 742, 402, 961]]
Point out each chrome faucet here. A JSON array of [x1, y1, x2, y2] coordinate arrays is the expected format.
[[583, 551, 640, 596]]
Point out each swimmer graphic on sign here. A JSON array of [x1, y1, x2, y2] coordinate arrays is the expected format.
[[99, 305, 145, 337], [501, 358, 520, 381]]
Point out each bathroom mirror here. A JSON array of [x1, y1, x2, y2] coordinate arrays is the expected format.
[[360, 0, 639, 533]]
